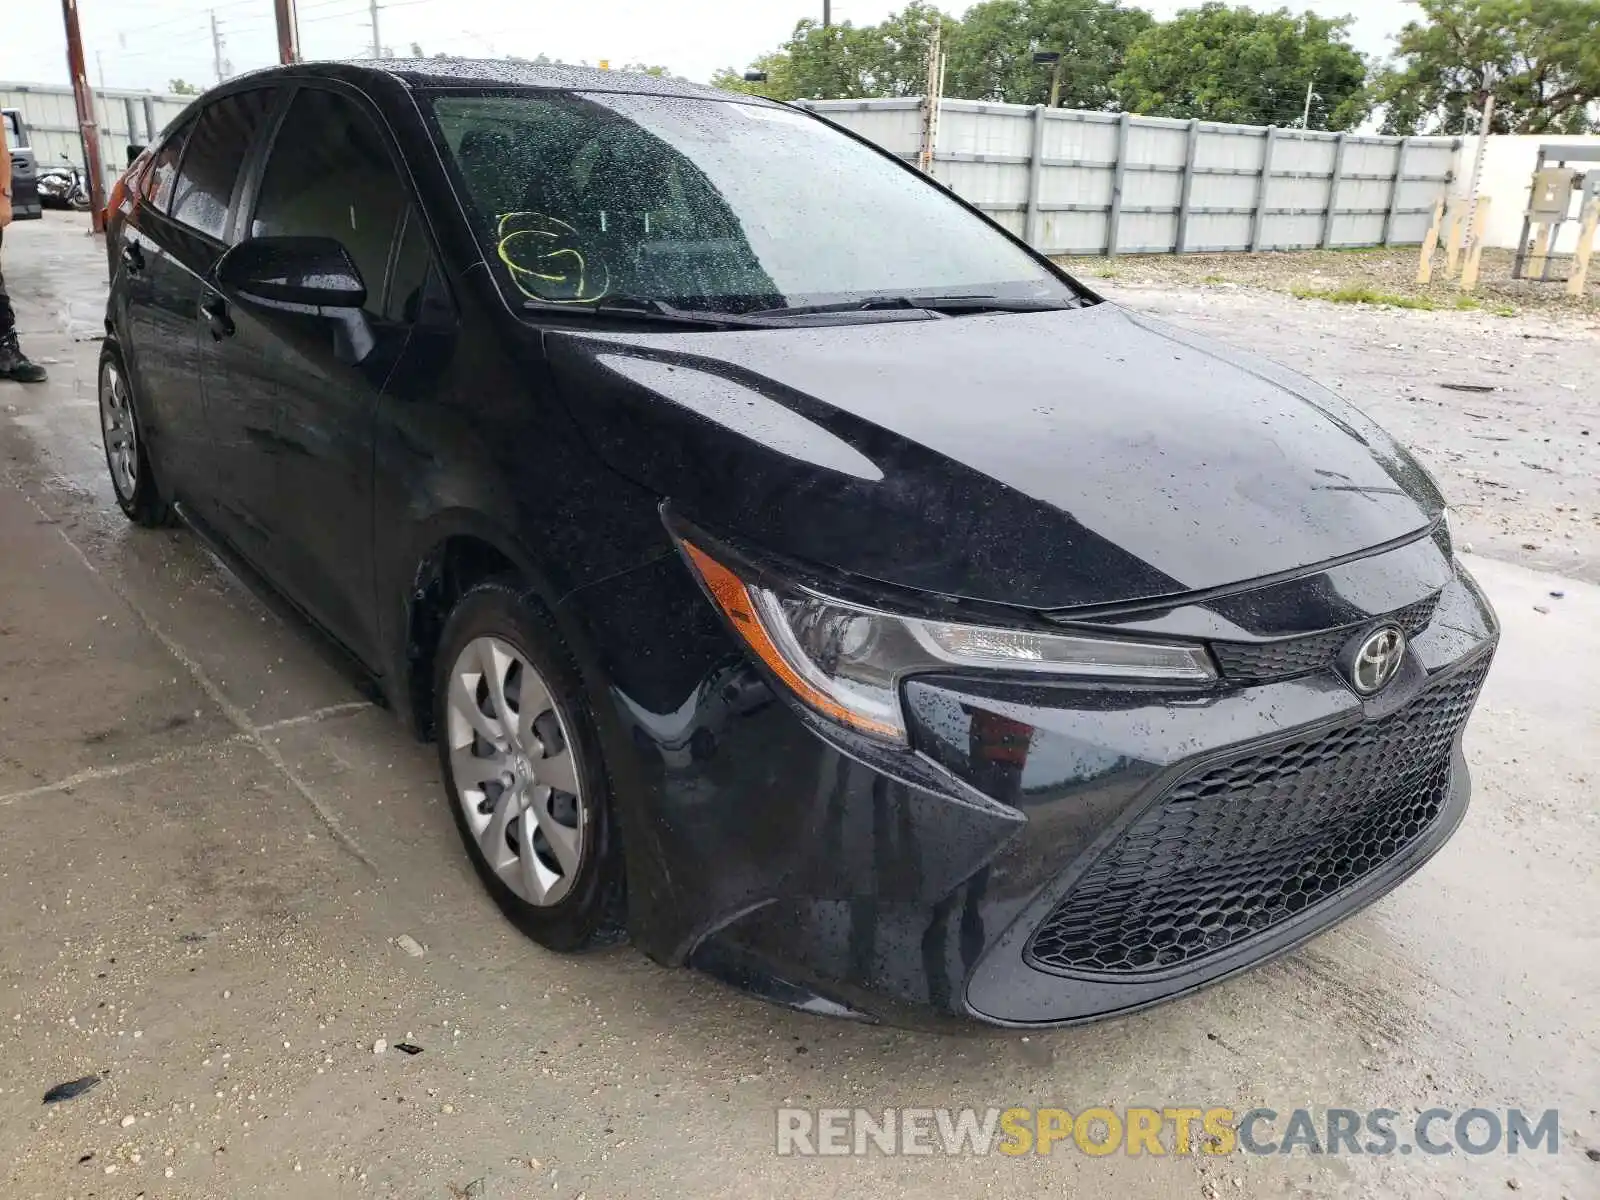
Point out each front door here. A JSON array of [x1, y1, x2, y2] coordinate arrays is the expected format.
[[223, 84, 415, 667]]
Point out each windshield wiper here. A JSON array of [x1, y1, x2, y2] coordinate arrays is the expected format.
[[744, 293, 1081, 318], [521, 294, 767, 329]]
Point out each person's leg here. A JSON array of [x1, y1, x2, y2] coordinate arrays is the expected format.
[[0, 227, 48, 383]]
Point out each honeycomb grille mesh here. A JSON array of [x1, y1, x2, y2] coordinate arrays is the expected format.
[[1025, 657, 1489, 977], [1211, 593, 1440, 683]]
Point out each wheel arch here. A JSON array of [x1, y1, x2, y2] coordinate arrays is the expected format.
[[395, 509, 615, 745]]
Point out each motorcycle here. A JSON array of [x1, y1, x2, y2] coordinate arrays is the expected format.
[[35, 154, 91, 212]]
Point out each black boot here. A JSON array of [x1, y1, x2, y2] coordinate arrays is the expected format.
[[0, 332, 47, 383]]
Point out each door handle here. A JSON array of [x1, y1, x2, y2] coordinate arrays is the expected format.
[[200, 295, 235, 341], [121, 241, 145, 274]]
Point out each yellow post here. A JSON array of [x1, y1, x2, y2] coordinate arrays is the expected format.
[[1569, 198, 1599, 297], [1528, 223, 1553, 280], [1444, 202, 1466, 276], [1416, 196, 1445, 285], [1460, 195, 1492, 293]]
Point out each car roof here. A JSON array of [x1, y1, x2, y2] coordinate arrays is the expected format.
[[227, 58, 775, 106]]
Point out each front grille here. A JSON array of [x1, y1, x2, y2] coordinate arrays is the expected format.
[[1211, 593, 1440, 683], [1026, 656, 1489, 977]]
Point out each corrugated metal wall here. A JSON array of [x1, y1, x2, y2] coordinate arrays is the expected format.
[[801, 98, 1459, 255], [2, 83, 194, 190]]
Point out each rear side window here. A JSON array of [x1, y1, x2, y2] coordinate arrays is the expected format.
[[2, 111, 22, 147], [250, 88, 408, 318], [143, 119, 193, 213], [169, 89, 276, 240]]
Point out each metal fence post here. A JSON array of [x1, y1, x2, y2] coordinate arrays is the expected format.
[[142, 95, 158, 143], [1320, 131, 1347, 248], [1250, 125, 1279, 251], [1024, 104, 1047, 249], [1381, 138, 1409, 246], [1106, 111, 1132, 255], [1175, 117, 1200, 253]]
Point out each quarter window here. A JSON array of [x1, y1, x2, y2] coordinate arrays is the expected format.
[[142, 118, 193, 213], [250, 88, 407, 318], [167, 89, 275, 239]]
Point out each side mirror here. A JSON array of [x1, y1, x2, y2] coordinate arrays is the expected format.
[[216, 236, 367, 311]]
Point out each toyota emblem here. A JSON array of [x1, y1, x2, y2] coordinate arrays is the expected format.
[[1343, 626, 1406, 695]]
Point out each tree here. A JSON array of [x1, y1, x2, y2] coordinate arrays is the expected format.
[[713, 3, 959, 101], [946, 0, 1154, 109], [1114, 3, 1369, 129], [621, 62, 679, 79], [1374, 0, 1600, 135], [168, 78, 199, 95]]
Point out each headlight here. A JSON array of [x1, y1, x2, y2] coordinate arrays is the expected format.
[[678, 538, 1216, 742]]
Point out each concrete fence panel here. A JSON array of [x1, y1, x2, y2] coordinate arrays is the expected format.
[[3, 82, 193, 195], [802, 96, 1459, 257]]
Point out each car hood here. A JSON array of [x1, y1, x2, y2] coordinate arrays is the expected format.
[[545, 303, 1442, 611]]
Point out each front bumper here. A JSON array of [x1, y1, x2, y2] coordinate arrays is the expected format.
[[571, 546, 1497, 1029]]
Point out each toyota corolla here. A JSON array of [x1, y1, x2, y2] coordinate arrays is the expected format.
[[98, 60, 1497, 1028]]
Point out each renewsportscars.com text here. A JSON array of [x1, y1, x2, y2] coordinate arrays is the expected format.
[[775, 1106, 1559, 1157]]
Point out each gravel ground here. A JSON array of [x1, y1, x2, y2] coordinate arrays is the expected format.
[[1059, 246, 1600, 317]]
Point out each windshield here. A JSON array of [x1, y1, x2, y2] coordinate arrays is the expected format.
[[429, 91, 1078, 317]]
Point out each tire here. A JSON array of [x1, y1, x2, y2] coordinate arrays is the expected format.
[[98, 344, 172, 528], [433, 578, 625, 952]]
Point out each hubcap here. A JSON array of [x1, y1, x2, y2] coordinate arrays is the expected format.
[[446, 636, 586, 906], [99, 362, 138, 501]]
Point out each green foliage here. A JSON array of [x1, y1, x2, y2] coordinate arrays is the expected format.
[[709, 0, 1591, 137], [1289, 284, 1480, 310], [1113, 4, 1369, 129], [714, 4, 956, 102], [168, 78, 199, 95], [946, 0, 1153, 108], [1373, 0, 1600, 135]]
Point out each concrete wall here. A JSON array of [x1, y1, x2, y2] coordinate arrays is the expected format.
[[1, 83, 194, 194], [800, 97, 1459, 255], [1449, 134, 1600, 253]]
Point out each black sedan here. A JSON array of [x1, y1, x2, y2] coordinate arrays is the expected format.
[[98, 60, 1497, 1028]]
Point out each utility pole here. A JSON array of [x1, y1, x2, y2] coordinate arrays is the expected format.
[[917, 21, 945, 174], [60, 0, 107, 231], [96, 49, 106, 91], [210, 10, 225, 83], [1460, 83, 1495, 273], [273, 0, 300, 64], [1302, 78, 1314, 128], [1048, 57, 1063, 108], [369, 0, 383, 59], [823, 1, 831, 28]]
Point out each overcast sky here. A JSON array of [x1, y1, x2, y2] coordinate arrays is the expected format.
[[3, 0, 1418, 96]]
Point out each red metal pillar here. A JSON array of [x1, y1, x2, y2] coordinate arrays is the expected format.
[[60, 0, 107, 232], [274, 0, 301, 64]]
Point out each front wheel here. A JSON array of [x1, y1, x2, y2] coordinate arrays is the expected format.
[[98, 345, 171, 527], [433, 579, 625, 952]]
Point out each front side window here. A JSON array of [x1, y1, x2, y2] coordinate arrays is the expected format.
[[143, 119, 193, 213], [168, 89, 276, 240], [251, 88, 407, 318], [430, 91, 1077, 316]]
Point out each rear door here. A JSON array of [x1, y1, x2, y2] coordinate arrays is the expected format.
[[222, 83, 415, 665], [164, 87, 280, 545], [116, 116, 212, 501]]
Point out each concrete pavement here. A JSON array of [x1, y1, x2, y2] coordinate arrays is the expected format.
[[0, 213, 1595, 1199]]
